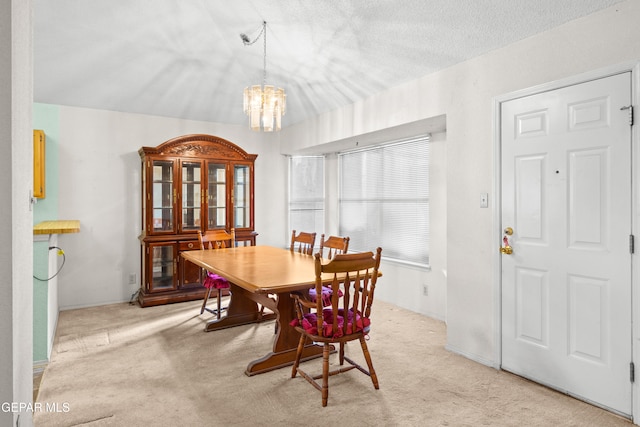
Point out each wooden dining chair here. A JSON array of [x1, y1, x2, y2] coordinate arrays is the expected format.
[[319, 234, 350, 259], [198, 229, 234, 318], [309, 234, 350, 306], [290, 230, 316, 255], [289, 247, 383, 407]]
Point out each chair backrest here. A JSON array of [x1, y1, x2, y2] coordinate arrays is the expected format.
[[319, 234, 350, 259], [290, 230, 316, 255], [313, 247, 382, 338], [198, 229, 235, 250]]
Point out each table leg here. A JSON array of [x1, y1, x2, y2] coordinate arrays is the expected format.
[[245, 291, 327, 376], [204, 284, 275, 332]]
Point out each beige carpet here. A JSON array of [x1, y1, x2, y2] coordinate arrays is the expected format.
[[34, 299, 631, 426]]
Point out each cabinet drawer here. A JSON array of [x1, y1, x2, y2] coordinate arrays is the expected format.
[[179, 241, 200, 251]]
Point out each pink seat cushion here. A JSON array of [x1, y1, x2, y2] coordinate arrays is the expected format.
[[203, 272, 229, 289], [290, 308, 370, 338], [308, 286, 343, 307]]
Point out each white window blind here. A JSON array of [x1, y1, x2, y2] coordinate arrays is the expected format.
[[339, 136, 429, 266], [288, 156, 325, 238]]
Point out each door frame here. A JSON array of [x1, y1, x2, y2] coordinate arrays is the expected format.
[[492, 61, 640, 420]]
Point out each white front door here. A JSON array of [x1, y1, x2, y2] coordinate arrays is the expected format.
[[500, 72, 632, 415]]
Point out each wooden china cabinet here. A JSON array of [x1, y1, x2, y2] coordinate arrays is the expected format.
[[138, 134, 258, 307]]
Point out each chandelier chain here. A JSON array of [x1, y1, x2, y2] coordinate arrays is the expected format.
[[263, 22, 267, 87], [241, 21, 268, 86]]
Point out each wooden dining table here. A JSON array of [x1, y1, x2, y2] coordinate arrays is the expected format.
[[181, 245, 331, 376]]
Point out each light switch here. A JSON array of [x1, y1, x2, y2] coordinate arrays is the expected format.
[[480, 193, 489, 208]]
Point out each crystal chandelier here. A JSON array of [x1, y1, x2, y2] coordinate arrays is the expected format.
[[241, 21, 286, 132]]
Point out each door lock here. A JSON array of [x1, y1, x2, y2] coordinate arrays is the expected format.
[[500, 229, 513, 255]]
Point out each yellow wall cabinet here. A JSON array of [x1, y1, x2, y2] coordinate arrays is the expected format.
[[33, 129, 46, 199]]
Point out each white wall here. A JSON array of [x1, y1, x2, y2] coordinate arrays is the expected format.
[[280, 0, 640, 368], [51, 107, 288, 309], [1, 0, 34, 426]]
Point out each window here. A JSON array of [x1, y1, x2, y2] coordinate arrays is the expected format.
[[339, 136, 429, 266], [288, 156, 325, 239]]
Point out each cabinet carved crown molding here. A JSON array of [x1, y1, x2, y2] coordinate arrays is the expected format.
[[139, 134, 257, 161]]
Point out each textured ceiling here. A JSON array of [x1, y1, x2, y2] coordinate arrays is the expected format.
[[34, 0, 624, 128]]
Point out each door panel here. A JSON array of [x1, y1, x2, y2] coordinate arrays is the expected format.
[[501, 72, 632, 415]]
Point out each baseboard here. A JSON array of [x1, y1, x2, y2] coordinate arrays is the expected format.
[[33, 360, 48, 374], [444, 343, 500, 370]]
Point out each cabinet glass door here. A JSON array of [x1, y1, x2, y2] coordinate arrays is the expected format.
[[152, 160, 174, 232], [149, 243, 176, 292], [181, 161, 202, 231], [208, 163, 227, 229], [234, 165, 251, 229]]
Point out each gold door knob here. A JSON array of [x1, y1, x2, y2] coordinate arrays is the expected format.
[[500, 246, 513, 255]]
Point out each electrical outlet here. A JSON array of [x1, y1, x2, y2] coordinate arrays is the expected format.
[[423, 284, 428, 296], [128, 273, 137, 285]]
